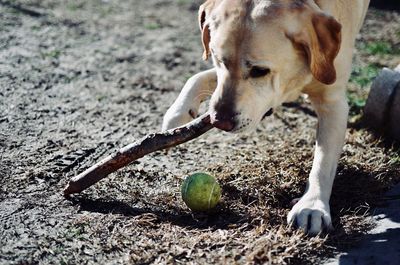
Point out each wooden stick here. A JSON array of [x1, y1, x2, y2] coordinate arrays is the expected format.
[[63, 114, 213, 196]]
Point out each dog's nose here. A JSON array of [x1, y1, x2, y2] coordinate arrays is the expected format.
[[210, 112, 236, 132]]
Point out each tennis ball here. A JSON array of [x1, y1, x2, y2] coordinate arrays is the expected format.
[[181, 173, 221, 211]]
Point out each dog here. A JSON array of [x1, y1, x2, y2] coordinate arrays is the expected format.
[[162, 0, 370, 235]]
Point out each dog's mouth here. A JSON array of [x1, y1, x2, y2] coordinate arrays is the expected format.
[[262, 108, 274, 120]]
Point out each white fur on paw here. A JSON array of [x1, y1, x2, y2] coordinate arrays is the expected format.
[[287, 196, 333, 236], [162, 106, 196, 131]]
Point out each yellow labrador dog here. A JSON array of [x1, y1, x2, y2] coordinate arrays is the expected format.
[[163, 0, 369, 235]]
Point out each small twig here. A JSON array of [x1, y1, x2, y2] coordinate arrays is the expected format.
[[0, 0, 82, 27], [0, 0, 44, 17], [63, 113, 213, 196]]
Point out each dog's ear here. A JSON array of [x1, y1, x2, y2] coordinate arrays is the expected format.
[[198, 0, 216, 60], [289, 13, 342, 85]]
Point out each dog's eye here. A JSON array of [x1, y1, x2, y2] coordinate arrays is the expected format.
[[249, 67, 270, 78]]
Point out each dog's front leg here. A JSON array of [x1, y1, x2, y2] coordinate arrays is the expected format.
[[287, 91, 349, 235], [162, 69, 217, 131]]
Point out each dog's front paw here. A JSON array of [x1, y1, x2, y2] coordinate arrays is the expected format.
[[162, 105, 197, 131], [287, 195, 333, 236]]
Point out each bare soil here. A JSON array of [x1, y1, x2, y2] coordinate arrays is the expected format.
[[1, 1, 400, 264]]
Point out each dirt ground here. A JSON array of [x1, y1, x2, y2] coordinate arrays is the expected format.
[[1, 1, 400, 264]]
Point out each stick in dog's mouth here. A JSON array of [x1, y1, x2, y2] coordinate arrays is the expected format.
[[63, 113, 214, 196]]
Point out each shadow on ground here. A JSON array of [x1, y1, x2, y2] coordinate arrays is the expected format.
[[326, 184, 400, 265], [370, 0, 400, 11], [67, 195, 248, 230]]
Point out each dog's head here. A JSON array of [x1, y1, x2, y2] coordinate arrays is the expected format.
[[199, 0, 341, 132]]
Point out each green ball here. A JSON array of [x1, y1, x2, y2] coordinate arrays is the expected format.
[[181, 173, 221, 211]]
